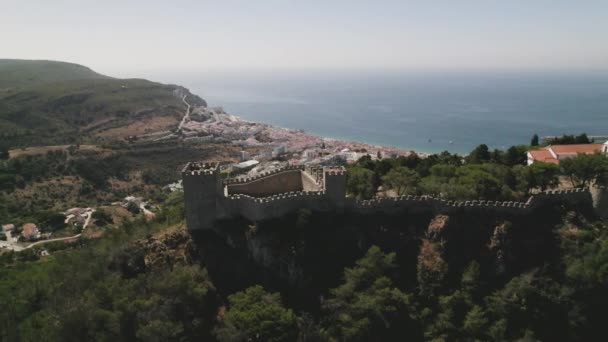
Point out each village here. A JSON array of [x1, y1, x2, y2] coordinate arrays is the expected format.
[[0, 196, 154, 254], [143, 103, 429, 179]]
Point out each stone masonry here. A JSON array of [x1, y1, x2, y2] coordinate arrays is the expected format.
[[182, 162, 608, 231]]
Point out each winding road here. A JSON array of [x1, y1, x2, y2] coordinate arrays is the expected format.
[[24, 209, 95, 249], [177, 94, 191, 131], [152, 94, 191, 142]]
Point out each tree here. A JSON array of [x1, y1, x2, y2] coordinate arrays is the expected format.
[[455, 164, 504, 200], [0, 146, 8, 160], [467, 144, 491, 164], [530, 134, 539, 147], [547, 133, 591, 145], [36, 211, 66, 232], [215, 286, 298, 342], [126, 201, 141, 214], [461, 261, 481, 295], [504, 146, 527, 166], [92, 209, 113, 226], [346, 167, 376, 199], [561, 153, 608, 187], [381, 166, 419, 195], [322, 246, 415, 341], [463, 305, 488, 336], [520, 162, 560, 192]]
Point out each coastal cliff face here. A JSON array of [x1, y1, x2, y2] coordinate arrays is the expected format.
[[179, 198, 590, 311]]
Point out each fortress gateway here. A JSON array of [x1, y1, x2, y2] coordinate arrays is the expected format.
[[182, 162, 608, 231]]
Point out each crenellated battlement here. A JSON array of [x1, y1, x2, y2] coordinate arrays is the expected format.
[[353, 195, 529, 209], [226, 190, 326, 202], [223, 165, 305, 185], [181, 162, 219, 176], [324, 166, 346, 176], [183, 160, 607, 230]]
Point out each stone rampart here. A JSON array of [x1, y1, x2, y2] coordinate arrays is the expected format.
[[220, 191, 330, 222], [223, 165, 305, 185], [215, 188, 594, 223], [182, 160, 606, 230], [590, 185, 608, 218], [226, 169, 305, 197], [351, 188, 592, 216]]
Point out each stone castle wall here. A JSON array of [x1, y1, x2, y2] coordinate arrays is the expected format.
[[213, 187, 594, 224], [226, 169, 305, 197], [590, 185, 608, 218], [220, 191, 331, 222], [182, 162, 606, 230], [353, 187, 592, 216]]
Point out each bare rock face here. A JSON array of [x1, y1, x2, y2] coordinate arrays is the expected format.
[[488, 222, 511, 275], [417, 239, 448, 297], [142, 229, 197, 270], [427, 215, 450, 241], [111, 227, 198, 276], [590, 185, 608, 218]]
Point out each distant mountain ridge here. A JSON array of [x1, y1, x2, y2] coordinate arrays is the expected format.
[[0, 59, 206, 147], [0, 59, 109, 89]]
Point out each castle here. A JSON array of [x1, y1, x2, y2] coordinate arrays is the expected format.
[[182, 162, 608, 231]]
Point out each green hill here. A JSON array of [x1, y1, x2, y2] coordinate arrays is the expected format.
[[0, 59, 206, 147], [0, 59, 108, 89]]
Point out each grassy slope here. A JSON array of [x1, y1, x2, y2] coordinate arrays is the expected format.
[[0, 59, 108, 89], [0, 59, 206, 146]]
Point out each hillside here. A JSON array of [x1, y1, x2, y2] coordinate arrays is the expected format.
[[0, 59, 206, 147], [0, 59, 108, 89]]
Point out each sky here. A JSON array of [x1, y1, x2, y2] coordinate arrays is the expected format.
[[2, 0, 608, 76]]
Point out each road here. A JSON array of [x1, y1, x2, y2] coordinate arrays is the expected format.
[[24, 209, 95, 250], [177, 95, 191, 131], [152, 95, 191, 142], [139, 202, 156, 220], [0, 230, 24, 251]]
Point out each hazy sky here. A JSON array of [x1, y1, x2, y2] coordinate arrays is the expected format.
[[3, 0, 608, 75]]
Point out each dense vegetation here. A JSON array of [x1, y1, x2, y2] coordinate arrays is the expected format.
[[2, 203, 608, 341], [544, 133, 592, 145], [0, 141, 229, 227], [346, 142, 608, 201]]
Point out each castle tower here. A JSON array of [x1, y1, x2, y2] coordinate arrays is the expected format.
[[182, 162, 222, 230], [324, 166, 346, 212], [590, 185, 608, 218]]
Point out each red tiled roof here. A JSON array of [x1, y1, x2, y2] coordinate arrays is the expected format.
[[528, 149, 559, 164], [21, 223, 39, 238], [549, 144, 602, 155]]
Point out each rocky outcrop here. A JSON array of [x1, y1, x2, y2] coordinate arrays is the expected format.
[[110, 227, 198, 277], [590, 185, 608, 218], [488, 222, 511, 275], [427, 215, 450, 241]]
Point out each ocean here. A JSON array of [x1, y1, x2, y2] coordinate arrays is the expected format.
[[151, 70, 608, 154]]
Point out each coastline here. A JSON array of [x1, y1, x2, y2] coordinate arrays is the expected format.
[[177, 101, 429, 165]]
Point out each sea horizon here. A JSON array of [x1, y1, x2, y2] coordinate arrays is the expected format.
[[138, 69, 608, 154]]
